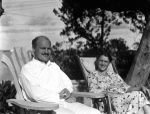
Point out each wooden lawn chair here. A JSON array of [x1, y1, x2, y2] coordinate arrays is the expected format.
[[76, 56, 118, 114], [0, 47, 112, 114]]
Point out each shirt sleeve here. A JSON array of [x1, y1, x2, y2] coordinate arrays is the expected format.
[[20, 65, 60, 103], [59, 68, 73, 93]]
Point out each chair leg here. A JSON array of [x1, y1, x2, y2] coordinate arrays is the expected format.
[[93, 98, 105, 113], [106, 95, 112, 114], [92, 96, 113, 114]]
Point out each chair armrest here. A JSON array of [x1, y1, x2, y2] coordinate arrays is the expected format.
[[6, 99, 59, 111], [71, 92, 106, 98], [107, 92, 123, 97]]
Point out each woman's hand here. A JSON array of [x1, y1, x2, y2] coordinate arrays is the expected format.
[[59, 88, 71, 99], [126, 86, 141, 92], [141, 86, 150, 100]]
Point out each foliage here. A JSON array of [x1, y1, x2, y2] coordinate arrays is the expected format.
[[53, 0, 122, 52], [107, 38, 135, 79], [115, 11, 145, 33], [53, 0, 146, 48], [0, 81, 17, 114], [53, 1, 142, 80], [0, 0, 4, 16], [52, 43, 83, 80], [53, 0, 150, 87]]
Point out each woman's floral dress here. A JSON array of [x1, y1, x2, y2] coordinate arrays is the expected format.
[[88, 71, 150, 114]]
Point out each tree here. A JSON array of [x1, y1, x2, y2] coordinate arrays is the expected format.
[[81, 0, 150, 87], [115, 11, 145, 33], [54, 0, 150, 88], [0, 0, 4, 16], [54, 0, 122, 53]]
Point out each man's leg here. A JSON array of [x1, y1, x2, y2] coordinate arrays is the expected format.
[[64, 102, 102, 114], [54, 106, 75, 114]]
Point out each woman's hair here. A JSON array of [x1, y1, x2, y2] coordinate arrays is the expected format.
[[95, 50, 112, 70], [96, 50, 112, 62]]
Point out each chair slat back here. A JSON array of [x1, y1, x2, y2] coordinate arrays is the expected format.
[[0, 47, 32, 100], [21, 47, 30, 63], [11, 52, 21, 78], [14, 47, 25, 68], [0, 51, 24, 100], [27, 50, 34, 61]]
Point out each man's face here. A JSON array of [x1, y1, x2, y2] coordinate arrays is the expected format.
[[97, 55, 110, 72], [33, 37, 52, 63]]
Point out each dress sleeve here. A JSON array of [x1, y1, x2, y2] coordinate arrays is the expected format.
[[20, 65, 60, 103]]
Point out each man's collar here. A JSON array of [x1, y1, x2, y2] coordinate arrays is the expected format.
[[33, 58, 52, 66]]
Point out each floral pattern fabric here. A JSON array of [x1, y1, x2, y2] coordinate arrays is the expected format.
[[88, 71, 150, 114]]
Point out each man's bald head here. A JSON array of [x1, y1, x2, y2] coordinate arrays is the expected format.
[[32, 36, 51, 49], [32, 36, 52, 63]]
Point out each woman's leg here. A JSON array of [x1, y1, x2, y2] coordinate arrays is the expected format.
[[111, 91, 150, 114]]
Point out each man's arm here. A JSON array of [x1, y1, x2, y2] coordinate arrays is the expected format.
[[59, 69, 73, 93], [20, 66, 60, 103]]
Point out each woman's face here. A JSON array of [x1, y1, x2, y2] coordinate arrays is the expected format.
[[97, 55, 110, 72]]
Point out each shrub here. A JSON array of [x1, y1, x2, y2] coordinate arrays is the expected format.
[[0, 81, 18, 114]]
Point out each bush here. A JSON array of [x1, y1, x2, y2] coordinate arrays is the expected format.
[[0, 81, 18, 114]]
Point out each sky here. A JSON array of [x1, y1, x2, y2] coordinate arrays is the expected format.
[[0, 0, 67, 50], [0, 0, 142, 51]]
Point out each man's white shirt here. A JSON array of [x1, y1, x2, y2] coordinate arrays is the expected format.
[[20, 58, 73, 104]]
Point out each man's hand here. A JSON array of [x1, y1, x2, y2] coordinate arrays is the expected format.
[[126, 86, 141, 92], [59, 88, 70, 99]]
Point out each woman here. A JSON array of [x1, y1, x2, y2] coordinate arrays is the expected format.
[[87, 50, 150, 114]]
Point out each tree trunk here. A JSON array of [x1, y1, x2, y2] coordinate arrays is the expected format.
[[100, 9, 105, 48], [125, 13, 150, 87]]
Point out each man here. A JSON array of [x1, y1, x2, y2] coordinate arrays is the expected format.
[[20, 36, 102, 114]]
